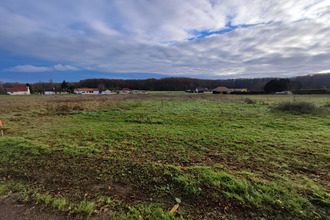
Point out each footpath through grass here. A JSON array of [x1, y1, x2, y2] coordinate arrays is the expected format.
[[0, 94, 329, 219]]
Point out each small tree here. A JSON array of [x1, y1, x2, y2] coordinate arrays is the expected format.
[[68, 85, 76, 93], [264, 78, 291, 93], [61, 80, 68, 91], [98, 83, 106, 91], [290, 80, 302, 91]]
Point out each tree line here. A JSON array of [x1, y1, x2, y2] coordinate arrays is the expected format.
[[0, 73, 329, 94]]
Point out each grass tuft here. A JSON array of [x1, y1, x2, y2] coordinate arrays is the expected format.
[[243, 98, 256, 104], [74, 200, 95, 217], [34, 192, 53, 206], [52, 197, 67, 211]]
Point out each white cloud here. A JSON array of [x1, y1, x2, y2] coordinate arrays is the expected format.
[[5, 65, 51, 72], [53, 64, 79, 71], [0, 0, 329, 78], [318, 70, 330, 74], [5, 64, 79, 72]]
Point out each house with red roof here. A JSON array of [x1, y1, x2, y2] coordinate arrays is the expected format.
[[7, 86, 30, 95], [119, 88, 132, 94], [74, 88, 99, 94], [212, 86, 233, 94]]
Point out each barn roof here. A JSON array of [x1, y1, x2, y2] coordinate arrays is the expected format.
[[7, 86, 29, 92], [213, 86, 233, 92], [74, 88, 99, 92]]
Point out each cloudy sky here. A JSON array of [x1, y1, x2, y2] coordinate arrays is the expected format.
[[1, 0, 330, 82]]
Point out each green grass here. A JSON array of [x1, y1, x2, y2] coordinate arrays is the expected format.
[[52, 197, 67, 211], [116, 205, 179, 220], [0, 94, 329, 219], [74, 200, 95, 217], [34, 192, 53, 206]]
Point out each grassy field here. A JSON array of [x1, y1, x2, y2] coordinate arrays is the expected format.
[[0, 93, 329, 219]]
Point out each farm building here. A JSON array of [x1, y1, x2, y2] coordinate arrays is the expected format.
[[213, 87, 247, 94], [74, 88, 99, 94], [119, 88, 132, 94], [45, 91, 69, 95], [212, 86, 233, 94], [101, 90, 112, 94], [44, 91, 55, 95], [7, 86, 30, 95], [195, 87, 209, 93], [275, 91, 292, 95]]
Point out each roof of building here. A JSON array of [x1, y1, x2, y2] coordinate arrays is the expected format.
[[120, 88, 132, 91], [213, 86, 233, 92], [7, 86, 29, 92], [74, 88, 99, 92]]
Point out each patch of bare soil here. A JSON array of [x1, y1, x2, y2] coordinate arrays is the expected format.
[[0, 193, 67, 220]]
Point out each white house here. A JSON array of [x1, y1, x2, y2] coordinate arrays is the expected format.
[[275, 91, 292, 95], [7, 86, 30, 95], [101, 90, 112, 94], [44, 91, 55, 95], [74, 88, 99, 94], [195, 87, 209, 93]]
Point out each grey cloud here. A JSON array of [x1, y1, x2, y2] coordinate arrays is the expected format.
[[0, 0, 329, 78]]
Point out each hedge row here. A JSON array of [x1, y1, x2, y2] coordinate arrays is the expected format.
[[292, 90, 329, 94]]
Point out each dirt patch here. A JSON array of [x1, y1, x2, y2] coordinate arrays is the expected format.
[[0, 194, 67, 220]]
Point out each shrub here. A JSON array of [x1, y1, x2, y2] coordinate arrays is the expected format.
[[74, 200, 95, 217], [34, 193, 52, 206], [274, 102, 318, 114], [119, 205, 177, 220], [173, 174, 202, 195], [55, 104, 71, 113], [243, 98, 256, 104], [52, 197, 67, 211], [0, 184, 9, 195], [72, 105, 84, 111], [230, 91, 247, 94], [292, 89, 329, 94], [231, 91, 266, 95]]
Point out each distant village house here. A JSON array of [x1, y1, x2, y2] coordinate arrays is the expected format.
[[74, 88, 99, 94], [212, 86, 233, 94], [118, 88, 132, 94], [212, 87, 247, 94], [101, 90, 112, 94], [275, 91, 292, 95], [44, 91, 69, 95], [195, 87, 209, 93], [44, 91, 55, 95], [7, 86, 30, 95]]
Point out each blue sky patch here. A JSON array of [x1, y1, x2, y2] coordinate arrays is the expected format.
[[188, 21, 265, 41]]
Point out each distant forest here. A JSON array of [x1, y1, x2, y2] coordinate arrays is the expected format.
[[1, 73, 329, 94]]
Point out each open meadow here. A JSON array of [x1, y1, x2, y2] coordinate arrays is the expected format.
[[0, 93, 329, 219]]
